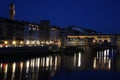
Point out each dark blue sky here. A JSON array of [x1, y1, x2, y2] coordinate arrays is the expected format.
[[0, 0, 120, 33]]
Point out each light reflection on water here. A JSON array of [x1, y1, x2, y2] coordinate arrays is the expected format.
[[0, 49, 116, 80], [0, 53, 81, 80], [0, 55, 62, 80], [93, 48, 115, 70]]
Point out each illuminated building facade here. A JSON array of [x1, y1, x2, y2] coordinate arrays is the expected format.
[[39, 20, 51, 46], [65, 34, 119, 47], [0, 17, 24, 47], [24, 22, 40, 46], [50, 26, 61, 47]]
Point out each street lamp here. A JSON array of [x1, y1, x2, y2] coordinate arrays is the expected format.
[[4, 41, 8, 45], [20, 41, 23, 45], [12, 40, 16, 45]]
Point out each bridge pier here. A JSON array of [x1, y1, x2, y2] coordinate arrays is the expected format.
[[80, 45, 95, 70]]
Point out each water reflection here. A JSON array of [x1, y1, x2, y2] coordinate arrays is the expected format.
[[0, 49, 116, 80], [78, 52, 81, 67], [60, 52, 82, 71], [0, 55, 62, 80], [93, 49, 115, 70], [0, 52, 82, 80]]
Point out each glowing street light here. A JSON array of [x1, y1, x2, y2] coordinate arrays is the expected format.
[[4, 41, 8, 45], [20, 41, 23, 45], [12, 40, 16, 45]]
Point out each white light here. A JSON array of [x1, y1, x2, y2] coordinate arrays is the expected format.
[[106, 49, 109, 56], [104, 57, 106, 63], [93, 57, 96, 69], [36, 41, 40, 45], [55, 56, 57, 70], [12, 62, 16, 73], [108, 59, 111, 69], [12, 63, 16, 80], [27, 61, 29, 68], [26, 40, 30, 45], [31, 59, 35, 68], [46, 57, 49, 67], [0, 63, 2, 68], [37, 58, 40, 67], [26, 60, 29, 73], [78, 52, 81, 67], [104, 50, 107, 57]]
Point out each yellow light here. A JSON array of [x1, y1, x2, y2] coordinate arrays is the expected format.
[[12, 63, 16, 73], [4, 41, 8, 45], [12, 41, 16, 45], [46, 41, 49, 45], [20, 62, 23, 71], [41, 41, 44, 44], [20, 41, 23, 45], [50, 41, 53, 44]]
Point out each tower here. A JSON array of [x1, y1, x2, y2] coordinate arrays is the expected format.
[[9, 3, 15, 20]]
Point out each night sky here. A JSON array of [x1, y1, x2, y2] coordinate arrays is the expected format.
[[0, 0, 120, 34]]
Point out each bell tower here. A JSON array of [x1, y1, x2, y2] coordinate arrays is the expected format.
[[9, 3, 15, 20]]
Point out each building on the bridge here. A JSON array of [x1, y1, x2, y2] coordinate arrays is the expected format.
[[65, 34, 118, 47], [60, 26, 98, 47], [0, 17, 24, 47], [60, 27, 81, 48]]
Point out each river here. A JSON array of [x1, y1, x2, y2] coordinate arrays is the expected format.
[[0, 48, 119, 80]]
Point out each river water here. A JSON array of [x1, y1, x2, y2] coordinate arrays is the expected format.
[[0, 48, 119, 80]]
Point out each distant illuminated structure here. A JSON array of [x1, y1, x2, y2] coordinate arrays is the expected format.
[[9, 3, 15, 20]]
